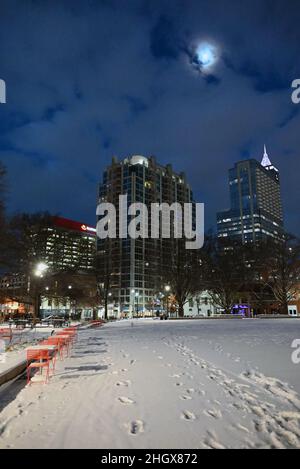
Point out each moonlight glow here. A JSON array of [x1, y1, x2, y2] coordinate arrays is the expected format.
[[195, 42, 218, 69]]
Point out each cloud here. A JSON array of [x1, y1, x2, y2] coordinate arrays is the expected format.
[[0, 0, 299, 235]]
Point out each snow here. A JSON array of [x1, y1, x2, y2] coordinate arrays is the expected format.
[[0, 327, 66, 376], [1, 318, 300, 449]]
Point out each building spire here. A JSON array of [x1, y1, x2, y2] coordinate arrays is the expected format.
[[261, 144, 272, 167]]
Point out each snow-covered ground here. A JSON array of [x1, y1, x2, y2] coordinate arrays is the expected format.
[[0, 327, 66, 376], [0, 318, 300, 449]]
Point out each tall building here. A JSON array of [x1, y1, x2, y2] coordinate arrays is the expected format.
[[0, 216, 97, 318], [97, 155, 195, 315], [217, 146, 284, 243], [46, 217, 96, 271], [0, 216, 96, 291]]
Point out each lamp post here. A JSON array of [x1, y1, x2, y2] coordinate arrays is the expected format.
[[165, 285, 171, 317], [33, 262, 48, 319], [108, 292, 112, 319], [131, 289, 139, 317], [135, 292, 139, 316]]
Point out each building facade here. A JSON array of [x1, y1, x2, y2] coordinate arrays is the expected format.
[[217, 147, 284, 243], [183, 291, 220, 317], [97, 155, 195, 315], [0, 216, 96, 318], [45, 217, 96, 272]]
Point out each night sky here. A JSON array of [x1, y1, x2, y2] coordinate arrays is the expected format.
[[0, 0, 299, 235]]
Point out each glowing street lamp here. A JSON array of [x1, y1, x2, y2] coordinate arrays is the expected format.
[[34, 262, 48, 278], [32, 262, 49, 319], [131, 290, 139, 316], [165, 285, 171, 316]]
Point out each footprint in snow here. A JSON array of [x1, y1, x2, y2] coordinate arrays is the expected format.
[[116, 380, 131, 387], [204, 409, 223, 420], [204, 437, 225, 449], [128, 420, 144, 435], [118, 397, 135, 405], [232, 423, 250, 434], [180, 395, 193, 401], [181, 410, 196, 421]]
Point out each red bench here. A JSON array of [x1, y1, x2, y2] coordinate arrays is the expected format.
[[90, 320, 104, 328]]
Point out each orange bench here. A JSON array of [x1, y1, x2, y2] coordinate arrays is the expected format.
[[26, 349, 52, 385], [90, 320, 104, 328]]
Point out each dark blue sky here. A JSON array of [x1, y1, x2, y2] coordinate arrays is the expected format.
[[0, 0, 299, 234]]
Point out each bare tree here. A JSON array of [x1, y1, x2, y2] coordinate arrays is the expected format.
[[93, 239, 112, 320], [0, 162, 13, 270], [44, 271, 101, 319], [162, 240, 203, 318], [264, 236, 300, 315], [203, 236, 248, 314], [243, 242, 276, 315]]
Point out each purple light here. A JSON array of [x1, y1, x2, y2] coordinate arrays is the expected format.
[[231, 304, 250, 315]]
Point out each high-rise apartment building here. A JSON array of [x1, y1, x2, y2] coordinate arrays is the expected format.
[[97, 155, 195, 315], [217, 146, 284, 243]]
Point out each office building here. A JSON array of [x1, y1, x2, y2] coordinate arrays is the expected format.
[[217, 146, 284, 243], [45, 217, 96, 272]]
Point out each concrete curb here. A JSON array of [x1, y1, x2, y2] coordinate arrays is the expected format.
[[0, 360, 27, 387]]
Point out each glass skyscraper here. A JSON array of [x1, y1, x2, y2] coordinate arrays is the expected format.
[[97, 155, 194, 315], [217, 147, 284, 243]]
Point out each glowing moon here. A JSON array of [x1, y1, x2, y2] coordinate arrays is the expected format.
[[195, 42, 218, 69]]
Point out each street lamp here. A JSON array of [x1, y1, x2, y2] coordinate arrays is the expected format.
[[165, 285, 171, 317], [33, 262, 48, 319], [135, 292, 139, 316], [131, 290, 139, 317], [34, 262, 48, 278]]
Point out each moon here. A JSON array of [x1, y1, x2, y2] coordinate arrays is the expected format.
[[194, 42, 218, 70]]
